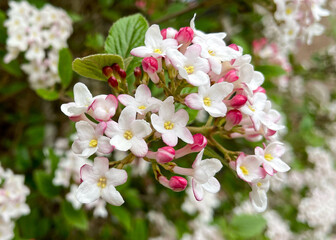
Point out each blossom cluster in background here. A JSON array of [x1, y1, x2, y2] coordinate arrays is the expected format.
[[0, 165, 30, 240], [4, 1, 73, 89]]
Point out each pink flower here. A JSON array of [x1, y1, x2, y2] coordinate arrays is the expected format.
[[236, 153, 263, 183], [89, 94, 118, 122]]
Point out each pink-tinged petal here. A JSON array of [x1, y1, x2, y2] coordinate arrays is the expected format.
[[131, 120, 152, 138], [118, 94, 135, 107], [208, 82, 233, 101], [61, 102, 77, 117], [249, 71, 264, 90], [268, 158, 290, 173], [92, 108, 110, 122], [161, 38, 178, 49], [105, 120, 121, 138], [187, 71, 209, 86], [266, 142, 285, 157], [192, 149, 204, 168], [118, 107, 136, 130], [255, 146, 265, 157], [178, 66, 189, 80], [199, 158, 222, 177], [101, 185, 124, 206], [192, 178, 204, 201], [110, 135, 132, 151], [162, 132, 178, 147], [239, 64, 254, 84], [130, 46, 152, 58], [80, 164, 96, 182], [130, 138, 148, 157], [135, 84, 152, 102], [166, 49, 186, 68], [209, 58, 222, 75], [144, 24, 163, 48], [72, 140, 88, 154], [106, 94, 118, 111], [76, 121, 95, 140], [172, 109, 189, 126], [105, 168, 128, 186], [93, 157, 109, 175], [184, 44, 201, 59], [202, 177, 220, 193], [159, 96, 175, 121], [67, 106, 88, 116], [74, 83, 92, 106], [76, 182, 100, 204], [253, 93, 267, 111], [185, 93, 202, 110], [263, 163, 274, 176], [250, 189, 267, 212], [151, 114, 166, 133], [204, 102, 227, 117], [96, 122, 107, 136], [194, 57, 210, 73], [97, 136, 114, 154], [81, 146, 97, 158], [148, 72, 160, 84], [175, 127, 194, 144]]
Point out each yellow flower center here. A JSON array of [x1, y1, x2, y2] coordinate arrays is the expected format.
[[240, 166, 249, 175], [97, 177, 107, 188], [248, 105, 255, 112], [286, 7, 292, 15], [123, 130, 133, 140], [164, 121, 174, 130], [208, 50, 215, 56], [184, 66, 194, 74], [138, 105, 146, 110], [154, 48, 162, 54], [89, 139, 98, 147], [203, 97, 212, 106], [264, 154, 274, 161], [257, 182, 262, 187], [288, 29, 294, 36]]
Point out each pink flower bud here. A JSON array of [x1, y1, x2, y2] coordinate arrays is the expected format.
[[224, 69, 239, 83], [226, 109, 243, 125], [253, 87, 266, 94], [228, 44, 239, 51], [168, 176, 187, 192], [190, 134, 207, 151], [111, 63, 121, 73], [118, 69, 127, 79], [142, 57, 158, 74], [157, 146, 175, 164], [175, 27, 193, 44], [161, 27, 178, 39], [102, 66, 113, 77], [134, 67, 142, 77], [108, 76, 118, 88], [230, 94, 247, 108]]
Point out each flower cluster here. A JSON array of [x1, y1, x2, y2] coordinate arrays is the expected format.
[[4, 1, 73, 89], [0, 165, 30, 240], [61, 15, 288, 212]]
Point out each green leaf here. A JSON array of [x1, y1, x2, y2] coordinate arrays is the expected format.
[[72, 54, 124, 81], [105, 13, 148, 59], [230, 214, 267, 238], [108, 206, 132, 231], [85, 33, 105, 51], [128, 218, 148, 240], [35, 88, 59, 101], [255, 65, 287, 78], [58, 48, 73, 88], [33, 170, 61, 198], [204, 146, 224, 161], [61, 201, 89, 230]]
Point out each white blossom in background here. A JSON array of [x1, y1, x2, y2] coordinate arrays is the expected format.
[[148, 211, 177, 240], [264, 210, 293, 240], [4, 0, 73, 89]]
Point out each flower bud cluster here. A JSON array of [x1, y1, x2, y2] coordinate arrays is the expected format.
[[4, 1, 73, 89], [61, 15, 288, 212], [0, 164, 30, 239]]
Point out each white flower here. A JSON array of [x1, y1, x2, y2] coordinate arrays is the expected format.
[[131, 24, 178, 58], [72, 121, 113, 158], [255, 141, 290, 175], [191, 149, 222, 201], [61, 83, 93, 117], [236, 153, 263, 183], [167, 44, 210, 86], [249, 176, 270, 212], [185, 82, 233, 117], [86, 199, 108, 218], [89, 94, 118, 122], [105, 107, 152, 157], [151, 96, 193, 147], [118, 84, 162, 115], [0, 217, 14, 240], [66, 184, 82, 210], [76, 157, 127, 206]]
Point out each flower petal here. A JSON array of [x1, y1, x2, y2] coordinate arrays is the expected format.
[[76, 121, 95, 140], [74, 83, 92, 107], [175, 126, 194, 144], [131, 120, 152, 138], [185, 93, 203, 110], [118, 94, 136, 107], [130, 138, 148, 157], [105, 120, 121, 138], [92, 157, 109, 175], [118, 107, 136, 130], [202, 177, 220, 193], [76, 182, 100, 204], [105, 168, 128, 186], [135, 84, 152, 103], [192, 178, 204, 201], [110, 134, 132, 151], [97, 136, 114, 154], [101, 185, 124, 206], [162, 132, 178, 147]]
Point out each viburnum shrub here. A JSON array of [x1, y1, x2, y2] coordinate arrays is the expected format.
[[61, 14, 289, 212]]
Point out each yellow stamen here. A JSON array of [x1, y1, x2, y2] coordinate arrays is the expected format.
[[97, 177, 107, 188], [288, 29, 294, 36], [257, 182, 262, 187], [248, 105, 255, 112], [154, 48, 162, 54], [184, 66, 194, 74], [89, 139, 98, 147], [164, 121, 174, 130], [240, 166, 249, 175], [123, 130, 133, 140], [264, 154, 274, 161], [138, 105, 146, 110], [286, 7, 292, 15], [208, 50, 215, 56], [203, 97, 211, 107]]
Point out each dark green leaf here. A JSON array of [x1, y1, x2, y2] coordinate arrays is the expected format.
[[33, 170, 61, 198], [108, 206, 131, 231], [58, 48, 73, 88], [35, 88, 60, 101], [61, 201, 89, 230]]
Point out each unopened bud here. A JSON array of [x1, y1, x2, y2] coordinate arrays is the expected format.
[[118, 69, 127, 79], [175, 27, 193, 44], [134, 67, 142, 78], [169, 176, 187, 192], [225, 109, 243, 130], [190, 134, 207, 151], [111, 63, 121, 73], [108, 76, 118, 88], [228, 44, 239, 51], [102, 66, 113, 77], [230, 94, 247, 108], [142, 57, 158, 74], [161, 27, 178, 39], [157, 146, 175, 164], [253, 87, 266, 94], [224, 69, 239, 83]]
